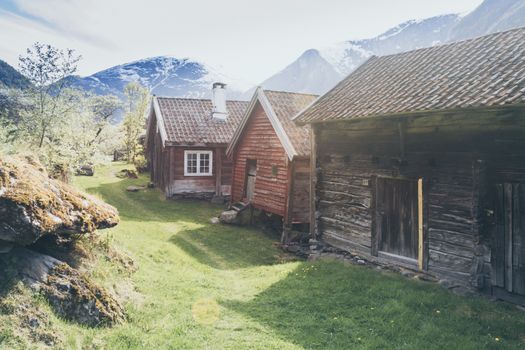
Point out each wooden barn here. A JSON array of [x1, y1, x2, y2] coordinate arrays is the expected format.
[[226, 88, 317, 239], [145, 83, 249, 200], [294, 28, 525, 303]]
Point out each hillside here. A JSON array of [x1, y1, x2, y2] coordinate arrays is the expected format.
[[0, 59, 30, 89]]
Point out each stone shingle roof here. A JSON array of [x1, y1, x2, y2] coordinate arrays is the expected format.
[[295, 27, 525, 124], [263, 90, 318, 157], [154, 97, 249, 145]]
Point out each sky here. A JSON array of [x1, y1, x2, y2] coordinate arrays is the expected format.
[[0, 0, 483, 85]]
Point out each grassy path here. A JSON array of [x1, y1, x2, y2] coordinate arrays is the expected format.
[[3, 162, 525, 349]]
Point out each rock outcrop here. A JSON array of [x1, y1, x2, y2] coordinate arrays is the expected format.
[[0, 156, 125, 328], [0, 156, 119, 246], [0, 246, 125, 327]]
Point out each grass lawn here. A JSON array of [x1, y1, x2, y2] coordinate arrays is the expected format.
[[2, 162, 525, 349]]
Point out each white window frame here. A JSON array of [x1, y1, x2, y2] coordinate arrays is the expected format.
[[184, 150, 213, 176]]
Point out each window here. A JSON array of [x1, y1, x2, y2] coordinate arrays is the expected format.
[[271, 165, 278, 177], [184, 150, 213, 176]]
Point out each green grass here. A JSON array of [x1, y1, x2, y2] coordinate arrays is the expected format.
[[2, 162, 525, 349]]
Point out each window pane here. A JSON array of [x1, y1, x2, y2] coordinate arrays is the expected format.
[[187, 153, 197, 173], [200, 153, 210, 173]]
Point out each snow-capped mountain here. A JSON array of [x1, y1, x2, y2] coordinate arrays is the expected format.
[[261, 0, 525, 95], [451, 0, 525, 41], [67, 56, 247, 100], [259, 49, 341, 95]]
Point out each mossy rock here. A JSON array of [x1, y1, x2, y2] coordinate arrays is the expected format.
[[0, 156, 119, 245], [42, 263, 125, 327]]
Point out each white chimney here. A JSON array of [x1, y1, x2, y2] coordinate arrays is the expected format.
[[212, 82, 228, 121]]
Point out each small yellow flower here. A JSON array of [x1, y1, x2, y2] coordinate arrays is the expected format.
[[435, 310, 441, 314], [495, 337, 501, 342]]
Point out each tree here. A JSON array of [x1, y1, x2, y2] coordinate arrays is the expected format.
[[88, 94, 121, 145], [122, 82, 149, 163], [18, 42, 81, 148]]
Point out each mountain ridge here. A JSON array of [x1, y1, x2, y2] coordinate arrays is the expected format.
[[260, 0, 525, 95]]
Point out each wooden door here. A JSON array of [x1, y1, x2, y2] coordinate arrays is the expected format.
[[244, 160, 257, 202], [376, 178, 419, 259], [491, 183, 525, 297]]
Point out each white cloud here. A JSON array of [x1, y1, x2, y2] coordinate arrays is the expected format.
[[0, 0, 483, 83]]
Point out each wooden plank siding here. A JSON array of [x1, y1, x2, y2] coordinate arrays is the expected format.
[[313, 107, 525, 292], [230, 102, 310, 223], [231, 102, 289, 217]]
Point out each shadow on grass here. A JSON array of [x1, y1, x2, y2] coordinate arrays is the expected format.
[[169, 226, 282, 270], [224, 261, 525, 349], [83, 169, 289, 270]]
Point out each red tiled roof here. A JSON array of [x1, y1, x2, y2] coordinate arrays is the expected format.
[[295, 27, 525, 124], [155, 97, 249, 145]]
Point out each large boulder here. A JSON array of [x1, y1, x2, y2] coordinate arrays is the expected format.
[[0, 156, 119, 246]]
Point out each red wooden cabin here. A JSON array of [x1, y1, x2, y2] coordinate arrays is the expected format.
[[226, 88, 317, 238], [145, 83, 249, 201]]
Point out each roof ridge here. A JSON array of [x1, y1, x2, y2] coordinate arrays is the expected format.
[[155, 96, 249, 103], [262, 89, 319, 97]]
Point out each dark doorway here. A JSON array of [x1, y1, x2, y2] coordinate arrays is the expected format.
[[491, 183, 525, 299], [244, 159, 257, 202], [376, 178, 419, 260]]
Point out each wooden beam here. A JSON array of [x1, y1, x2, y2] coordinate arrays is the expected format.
[[418, 178, 424, 271]]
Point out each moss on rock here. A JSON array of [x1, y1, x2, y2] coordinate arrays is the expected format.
[[41, 263, 125, 327], [0, 156, 119, 245]]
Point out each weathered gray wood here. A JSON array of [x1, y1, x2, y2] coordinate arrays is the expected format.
[[376, 178, 418, 259], [505, 183, 513, 292], [310, 126, 318, 238], [492, 184, 506, 288], [512, 184, 525, 295]]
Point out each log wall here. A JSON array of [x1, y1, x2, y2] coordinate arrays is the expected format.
[[313, 106, 525, 290]]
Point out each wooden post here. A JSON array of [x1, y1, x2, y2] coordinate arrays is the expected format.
[[309, 126, 317, 239], [418, 178, 424, 270], [215, 148, 222, 196]]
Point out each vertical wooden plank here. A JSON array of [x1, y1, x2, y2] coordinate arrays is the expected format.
[[505, 183, 513, 292], [422, 178, 430, 270], [376, 178, 385, 254], [418, 178, 424, 271], [282, 160, 295, 243], [492, 184, 505, 288], [513, 184, 525, 295], [309, 126, 317, 239], [397, 121, 406, 158], [370, 176, 378, 256]]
